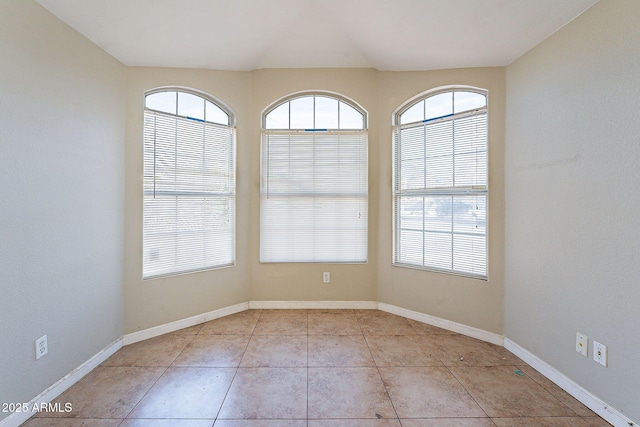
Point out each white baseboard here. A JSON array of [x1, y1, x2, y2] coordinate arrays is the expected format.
[[248, 300, 378, 310], [504, 338, 636, 427], [123, 301, 249, 345], [123, 300, 378, 345], [7, 302, 633, 427], [378, 302, 504, 346], [0, 338, 122, 427]]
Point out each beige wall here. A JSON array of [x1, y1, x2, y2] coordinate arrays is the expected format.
[[124, 68, 381, 334], [8, 1, 637, 422], [248, 69, 380, 302], [124, 68, 252, 333], [0, 0, 125, 420], [505, 0, 640, 421], [377, 68, 506, 335], [123, 67, 506, 335]]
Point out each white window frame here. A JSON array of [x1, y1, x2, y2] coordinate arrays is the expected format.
[[143, 87, 236, 279], [260, 91, 368, 263], [392, 87, 488, 280]]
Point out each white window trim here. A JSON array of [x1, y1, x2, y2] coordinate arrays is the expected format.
[[260, 91, 369, 264], [142, 88, 236, 279], [392, 87, 489, 280]]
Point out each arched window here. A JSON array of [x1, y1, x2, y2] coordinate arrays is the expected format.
[[143, 88, 235, 278], [393, 88, 488, 279], [261, 92, 368, 263]]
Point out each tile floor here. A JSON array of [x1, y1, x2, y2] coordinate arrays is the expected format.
[[22, 309, 611, 426]]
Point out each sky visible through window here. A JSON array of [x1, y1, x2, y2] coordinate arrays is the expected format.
[[265, 95, 364, 130], [395, 90, 487, 278], [400, 91, 485, 125], [146, 91, 229, 125]]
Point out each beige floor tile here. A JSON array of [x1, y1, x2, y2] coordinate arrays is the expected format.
[[42, 366, 164, 419], [308, 309, 355, 314], [120, 420, 214, 426], [517, 365, 596, 416], [172, 335, 250, 367], [365, 335, 443, 367], [127, 367, 235, 419], [408, 320, 460, 335], [170, 323, 205, 335], [355, 311, 417, 335], [218, 368, 307, 419], [354, 309, 379, 316], [214, 421, 306, 427], [308, 367, 396, 419], [19, 309, 612, 427], [400, 419, 495, 427], [309, 420, 401, 426], [423, 334, 511, 367], [487, 344, 526, 365], [240, 335, 307, 367], [308, 335, 375, 367], [22, 420, 122, 427], [102, 335, 192, 367], [491, 417, 591, 426], [582, 417, 613, 426], [259, 309, 308, 317], [308, 311, 362, 335], [252, 311, 308, 335], [450, 366, 577, 418], [199, 310, 262, 335], [378, 367, 486, 418]]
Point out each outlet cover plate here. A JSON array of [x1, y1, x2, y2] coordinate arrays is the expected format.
[[593, 340, 608, 367], [323, 272, 330, 283], [35, 335, 48, 360], [576, 333, 588, 357]]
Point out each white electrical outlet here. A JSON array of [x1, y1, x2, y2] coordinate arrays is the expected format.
[[575, 333, 588, 357], [35, 335, 48, 360], [323, 272, 330, 283], [593, 341, 608, 367]]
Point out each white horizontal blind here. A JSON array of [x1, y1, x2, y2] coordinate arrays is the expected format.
[[393, 107, 487, 279], [261, 130, 368, 262], [143, 110, 235, 278]]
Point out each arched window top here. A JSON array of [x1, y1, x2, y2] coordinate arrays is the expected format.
[[396, 88, 487, 126], [392, 85, 488, 279], [145, 88, 233, 126], [264, 92, 366, 130]]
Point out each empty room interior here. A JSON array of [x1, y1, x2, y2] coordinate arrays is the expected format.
[[1, 0, 639, 426]]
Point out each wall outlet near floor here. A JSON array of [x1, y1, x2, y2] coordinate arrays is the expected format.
[[576, 332, 588, 357], [35, 335, 48, 360], [323, 272, 330, 283], [593, 341, 608, 367]]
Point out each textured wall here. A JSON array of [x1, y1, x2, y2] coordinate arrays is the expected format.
[[123, 67, 252, 333], [0, 0, 125, 420], [123, 66, 505, 331], [505, 0, 640, 421], [377, 68, 506, 335], [247, 68, 380, 303], [8, 1, 638, 422]]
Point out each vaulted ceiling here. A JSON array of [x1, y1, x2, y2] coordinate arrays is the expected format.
[[36, 0, 599, 71]]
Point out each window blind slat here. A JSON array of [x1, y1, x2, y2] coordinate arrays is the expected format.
[[260, 130, 368, 263], [143, 105, 235, 279], [393, 90, 487, 279]]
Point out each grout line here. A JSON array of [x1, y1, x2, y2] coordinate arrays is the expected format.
[[445, 363, 492, 420], [121, 364, 171, 420], [360, 314, 403, 423], [211, 312, 257, 423], [45, 309, 612, 426], [513, 366, 584, 417], [306, 309, 309, 427], [248, 308, 261, 335], [116, 332, 198, 420]]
